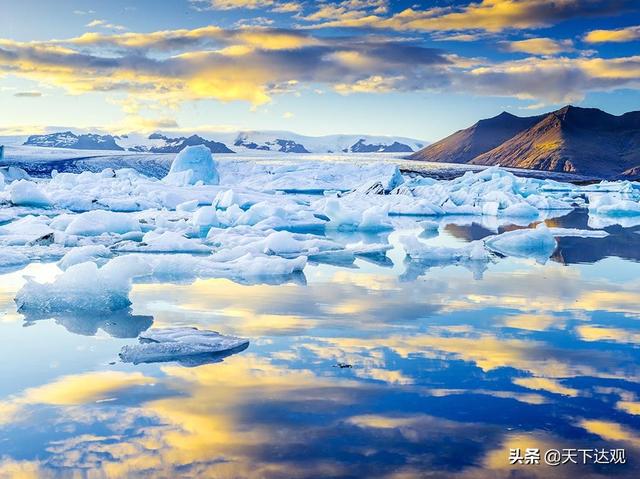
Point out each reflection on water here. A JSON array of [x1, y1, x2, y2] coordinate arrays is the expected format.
[[1, 210, 640, 478]]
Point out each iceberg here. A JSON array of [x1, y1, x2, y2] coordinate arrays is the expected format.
[[588, 195, 640, 217], [320, 198, 392, 231], [15, 256, 151, 314], [485, 224, 557, 263], [401, 235, 489, 262], [58, 244, 112, 270], [8, 180, 52, 207], [0, 215, 55, 246], [115, 230, 211, 254], [548, 228, 609, 238], [164, 145, 220, 186], [119, 327, 249, 365], [65, 210, 141, 236]]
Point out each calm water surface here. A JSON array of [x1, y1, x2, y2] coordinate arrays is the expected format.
[[1, 210, 640, 478]]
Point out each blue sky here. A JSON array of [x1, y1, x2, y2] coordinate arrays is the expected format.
[[0, 0, 639, 141]]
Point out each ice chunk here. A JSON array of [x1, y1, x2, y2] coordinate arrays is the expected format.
[[119, 327, 249, 365], [401, 235, 489, 261], [485, 224, 557, 263], [548, 228, 609, 238], [0, 166, 31, 183], [65, 210, 141, 236], [0, 215, 55, 246], [57, 245, 112, 270], [15, 256, 151, 313], [213, 189, 237, 209], [116, 231, 211, 253], [192, 206, 223, 229], [321, 198, 391, 231], [176, 199, 199, 212], [164, 145, 219, 186], [588, 195, 640, 217], [499, 203, 539, 218], [8, 180, 52, 207]]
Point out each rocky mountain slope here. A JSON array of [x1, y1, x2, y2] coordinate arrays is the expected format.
[[410, 106, 640, 178]]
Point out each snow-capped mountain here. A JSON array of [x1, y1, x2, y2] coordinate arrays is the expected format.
[[126, 133, 234, 154], [24, 131, 124, 151], [19, 130, 427, 154], [224, 131, 425, 154]]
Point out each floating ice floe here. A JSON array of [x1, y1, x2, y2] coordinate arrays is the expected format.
[[484, 224, 557, 263], [65, 210, 141, 236], [8, 180, 52, 207], [119, 327, 249, 365], [115, 230, 211, 254], [0, 215, 55, 246], [548, 227, 609, 238], [58, 244, 113, 270], [588, 194, 640, 217], [401, 235, 489, 262], [318, 198, 392, 231], [15, 256, 151, 313], [164, 145, 220, 186]]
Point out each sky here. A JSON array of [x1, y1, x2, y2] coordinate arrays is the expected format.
[[0, 0, 639, 141]]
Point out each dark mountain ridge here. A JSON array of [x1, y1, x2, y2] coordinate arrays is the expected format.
[[410, 105, 640, 179]]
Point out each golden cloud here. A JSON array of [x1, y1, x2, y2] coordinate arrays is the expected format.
[[305, 0, 637, 33], [503, 37, 574, 55], [585, 25, 640, 43]]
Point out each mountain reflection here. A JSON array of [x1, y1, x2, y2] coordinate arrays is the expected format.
[[444, 209, 640, 265]]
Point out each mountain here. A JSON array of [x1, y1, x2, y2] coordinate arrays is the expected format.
[[24, 131, 124, 151], [20, 130, 426, 155], [128, 133, 234, 154], [470, 106, 640, 176], [408, 112, 543, 163], [410, 106, 640, 178], [234, 133, 309, 153], [225, 131, 425, 154]]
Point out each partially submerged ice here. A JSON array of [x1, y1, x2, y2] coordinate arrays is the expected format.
[[164, 145, 220, 186], [8, 180, 52, 207], [119, 327, 249, 365], [485, 224, 558, 263], [15, 256, 151, 313]]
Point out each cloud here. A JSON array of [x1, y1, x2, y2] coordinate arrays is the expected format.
[[460, 55, 640, 103], [304, 0, 638, 32], [86, 19, 127, 31], [192, 0, 302, 12], [0, 27, 450, 107], [0, 24, 638, 114], [585, 25, 640, 43], [502, 37, 574, 55], [13, 91, 42, 97]]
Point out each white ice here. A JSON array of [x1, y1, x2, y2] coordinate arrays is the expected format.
[[485, 224, 557, 263], [119, 327, 249, 365], [164, 145, 220, 186], [8, 180, 52, 207], [15, 256, 151, 313]]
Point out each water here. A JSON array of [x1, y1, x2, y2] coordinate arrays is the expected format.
[[1, 210, 640, 478]]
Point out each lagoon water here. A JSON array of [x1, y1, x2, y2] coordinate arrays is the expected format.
[[1, 209, 640, 478]]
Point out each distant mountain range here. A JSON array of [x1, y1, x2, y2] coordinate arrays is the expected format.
[[409, 106, 640, 179], [22, 130, 426, 155]]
